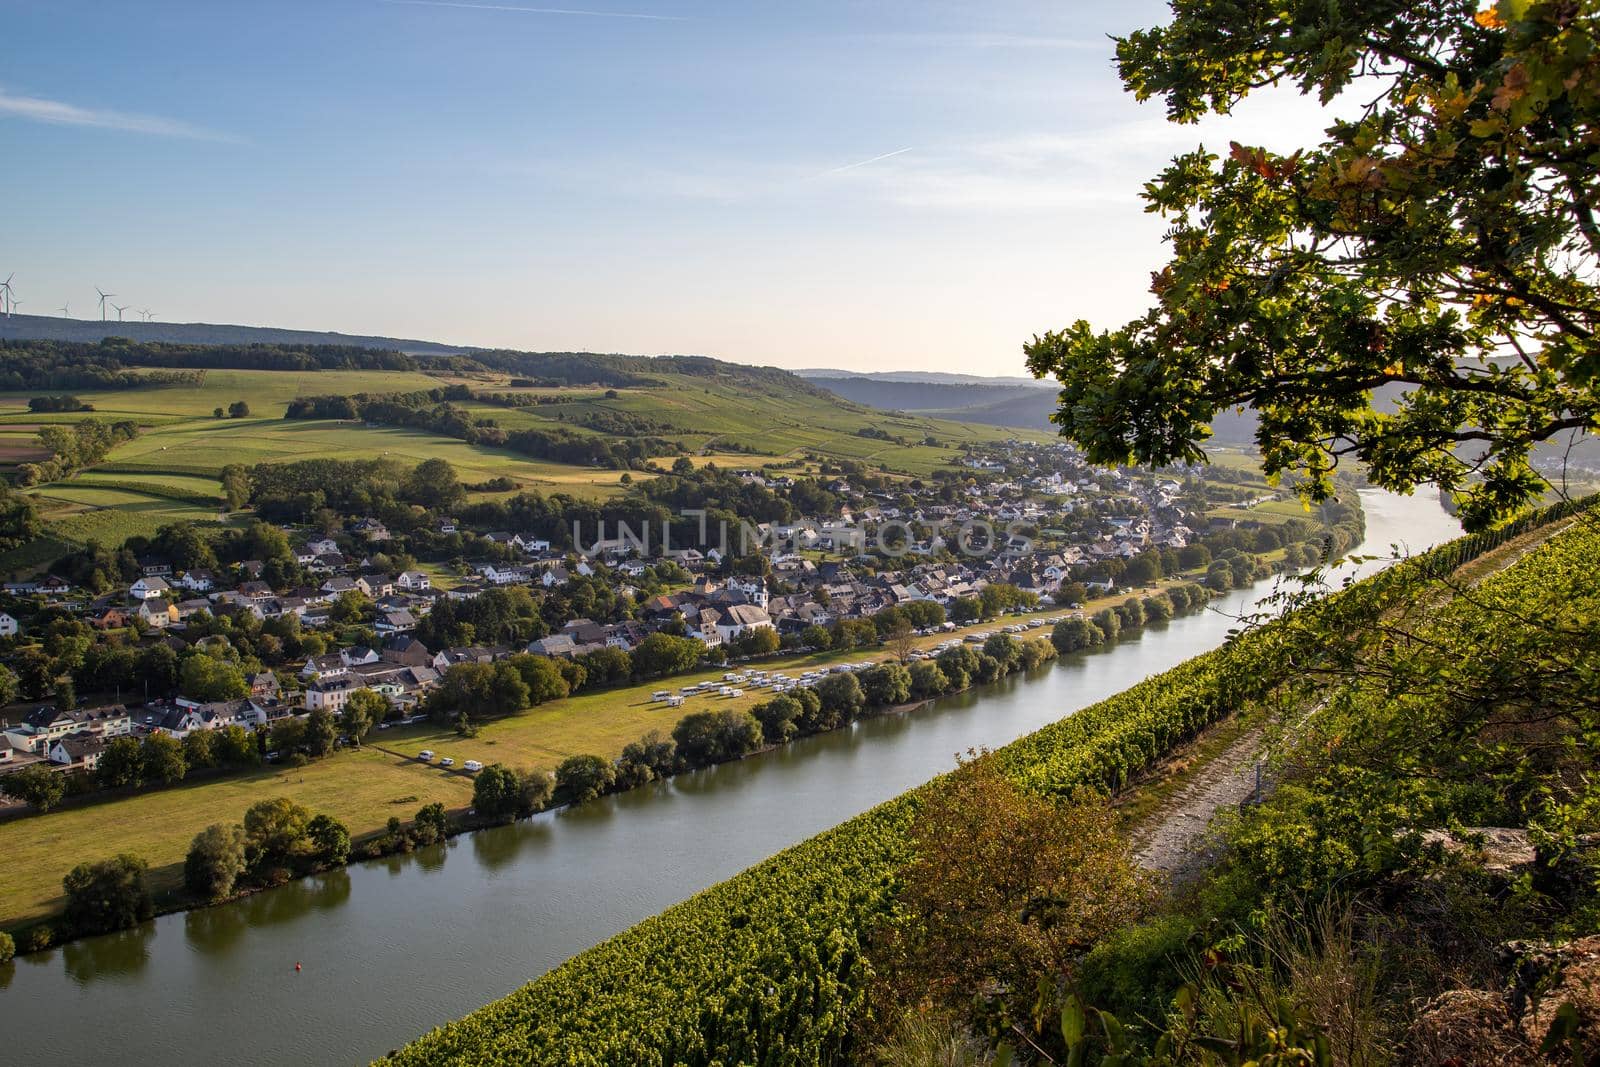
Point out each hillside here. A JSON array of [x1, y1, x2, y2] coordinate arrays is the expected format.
[[804, 370, 1265, 445], [0, 313, 479, 356], [379, 498, 1595, 1065], [0, 339, 1051, 569]]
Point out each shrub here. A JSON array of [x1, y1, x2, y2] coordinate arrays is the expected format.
[[672, 710, 763, 769], [1051, 616, 1103, 653], [0, 930, 14, 963], [63, 854, 155, 936], [908, 660, 949, 699], [411, 804, 449, 846], [554, 754, 615, 805], [185, 823, 248, 901]]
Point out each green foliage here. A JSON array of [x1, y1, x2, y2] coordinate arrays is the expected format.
[[305, 707, 338, 758], [381, 503, 1580, 1066], [410, 804, 449, 847], [1025, 0, 1600, 529], [671, 709, 763, 769], [554, 754, 615, 806], [0, 930, 13, 963], [184, 823, 248, 901], [243, 797, 312, 869], [63, 853, 153, 936], [179, 653, 248, 702], [2, 763, 66, 811]]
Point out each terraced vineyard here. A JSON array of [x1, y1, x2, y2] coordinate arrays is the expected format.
[[379, 497, 1591, 1066]]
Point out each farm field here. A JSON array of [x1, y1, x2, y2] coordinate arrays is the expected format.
[[24, 484, 237, 550], [0, 360, 1055, 572]]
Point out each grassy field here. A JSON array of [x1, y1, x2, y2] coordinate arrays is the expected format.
[[0, 748, 474, 928], [0, 581, 1193, 929], [23, 485, 237, 550], [0, 363, 1051, 573]]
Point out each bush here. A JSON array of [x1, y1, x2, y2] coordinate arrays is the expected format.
[[619, 731, 678, 779], [411, 803, 449, 846], [908, 660, 949, 699], [1019, 636, 1057, 669], [63, 854, 155, 936], [752, 695, 802, 744], [1051, 617, 1103, 653], [1077, 913, 1197, 1026], [0, 930, 14, 963], [308, 813, 352, 864], [672, 710, 763, 769], [473, 765, 521, 823], [0, 763, 66, 811], [185, 823, 248, 901], [814, 673, 866, 721], [554, 754, 615, 805], [859, 661, 912, 707]]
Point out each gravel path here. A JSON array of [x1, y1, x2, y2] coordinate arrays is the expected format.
[[1129, 724, 1265, 881]]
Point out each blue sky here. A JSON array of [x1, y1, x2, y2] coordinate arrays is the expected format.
[[2, 0, 1332, 372]]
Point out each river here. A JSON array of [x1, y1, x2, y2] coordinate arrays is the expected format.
[[0, 490, 1461, 1065]]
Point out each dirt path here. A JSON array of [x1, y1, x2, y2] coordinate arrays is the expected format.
[[1125, 514, 1577, 883], [1128, 724, 1265, 880]]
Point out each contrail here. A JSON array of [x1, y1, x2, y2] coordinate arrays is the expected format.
[[382, 0, 685, 20], [818, 147, 915, 177]]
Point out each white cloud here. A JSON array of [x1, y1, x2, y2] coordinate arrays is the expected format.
[[0, 87, 240, 142]]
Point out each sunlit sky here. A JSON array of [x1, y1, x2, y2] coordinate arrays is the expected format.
[[3, 0, 1334, 373]]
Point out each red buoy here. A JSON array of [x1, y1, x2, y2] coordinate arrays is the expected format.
[[295, 962, 302, 972]]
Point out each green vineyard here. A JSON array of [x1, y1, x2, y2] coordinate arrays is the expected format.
[[379, 497, 1593, 1066]]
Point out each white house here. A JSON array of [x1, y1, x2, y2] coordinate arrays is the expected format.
[[0, 612, 18, 638], [129, 576, 172, 600], [397, 570, 432, 592], [714, 604, 774, 644], [49, 736, 105, 771], [177, 569, 216, 592], [305, 676, 363, 713]]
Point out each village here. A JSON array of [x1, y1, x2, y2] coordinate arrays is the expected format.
[[0, 440, 1323, 788]]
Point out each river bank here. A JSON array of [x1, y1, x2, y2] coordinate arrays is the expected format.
[[0, 490, 1458, 1067]]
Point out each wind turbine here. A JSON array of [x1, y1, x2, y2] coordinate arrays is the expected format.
[[59, 304, 70, 318], [0, 274, 14, 317], [112, 303, 129, 322], [140, 308, 153, 322], [96, 287, 115, 321]]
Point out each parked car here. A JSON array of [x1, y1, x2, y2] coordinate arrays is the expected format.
[[417, 750, 434, 762], [439, 757, 455, 768], [463, 760, 483, 773]]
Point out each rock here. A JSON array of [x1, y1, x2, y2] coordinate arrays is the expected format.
[[1411, 826, 1537, 874], [1403, 936, 1600, 1065]]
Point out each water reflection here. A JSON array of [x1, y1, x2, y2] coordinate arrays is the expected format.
[[469, 816, 554, 871], [0, 491, 1461, 1067], [184, 872, 355, 955], [62, 922, 156, 985]]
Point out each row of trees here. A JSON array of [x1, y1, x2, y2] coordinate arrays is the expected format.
[[16, 417, 139, 485], [1049, 584, 1211, 654], [533, 633, 1066, 818]]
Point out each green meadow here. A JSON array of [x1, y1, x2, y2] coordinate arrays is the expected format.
[[0, 363, 1050, 569]]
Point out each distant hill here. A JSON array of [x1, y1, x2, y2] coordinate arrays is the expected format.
[[795, 368, 1052, 388], [804, 375, 1059, 430], [800, 369, 1269, 447], [0, 312, 478, 356]]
